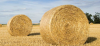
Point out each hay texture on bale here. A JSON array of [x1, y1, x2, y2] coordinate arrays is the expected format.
[[0, 24, 2, 27], [40, 5, 89, 45], [7, 14, 32, 36]]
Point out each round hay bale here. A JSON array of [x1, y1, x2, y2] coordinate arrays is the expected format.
[[90, 23, 93, 25], [40, 5, 89, 45], [0, 24, 2, 27], [7, 14, 32, 36]]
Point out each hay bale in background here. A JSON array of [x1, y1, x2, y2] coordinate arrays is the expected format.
[[7, 14, 32, 36], [0, 24, 2, 27], [40, 5, 89, 45], [90, 23, 93, 25]]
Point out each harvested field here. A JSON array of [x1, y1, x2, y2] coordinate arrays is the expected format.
[[0, 24, 100, 46]]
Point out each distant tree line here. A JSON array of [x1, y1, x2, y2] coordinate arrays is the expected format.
[[85, 12, 100, 24]]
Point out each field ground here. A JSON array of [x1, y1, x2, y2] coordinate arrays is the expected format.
[[0, 24, 100, 46]]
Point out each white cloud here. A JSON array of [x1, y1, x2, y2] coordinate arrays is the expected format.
[[0, 0, 16, 2], [0, 0, 9, 2], [0, 0, 100, 24]]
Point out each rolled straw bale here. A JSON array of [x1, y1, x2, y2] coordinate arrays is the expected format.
[[90, 23, 93, 25], [40, 5, 89, 45], [0, 24, 2, 27], [7, 14, 32, 36]]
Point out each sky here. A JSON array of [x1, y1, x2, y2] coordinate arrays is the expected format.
[[0, 0, 100, 24]]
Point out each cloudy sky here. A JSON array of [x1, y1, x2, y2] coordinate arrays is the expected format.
[[0, 0, 100, 24]]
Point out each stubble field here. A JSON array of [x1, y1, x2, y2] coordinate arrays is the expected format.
[[0, 24, 100, 46]]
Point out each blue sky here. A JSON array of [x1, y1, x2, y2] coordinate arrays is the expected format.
[[0, 0, 100, 24]]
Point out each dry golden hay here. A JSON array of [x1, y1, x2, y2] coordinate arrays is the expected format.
[[90, 23, 93, 24], [0, 24, 2, 27], [7, 14, 32, 36], [40, 5, 89, 45]]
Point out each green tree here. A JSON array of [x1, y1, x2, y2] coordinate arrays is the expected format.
[[85, 12, 93, 23], [93, 12, 100, 23]]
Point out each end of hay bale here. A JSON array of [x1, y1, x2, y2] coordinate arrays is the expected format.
[[7, 14, 32, 36], [40, 6, 59, 45]]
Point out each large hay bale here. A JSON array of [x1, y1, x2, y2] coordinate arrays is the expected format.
[[0, 24, 2, 27], [40, 5, 89, 45], [7, 14, 32, 36]]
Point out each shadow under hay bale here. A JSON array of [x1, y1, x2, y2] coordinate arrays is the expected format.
[[84, 37, 97, 44], [28, 33, 40, 36]]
